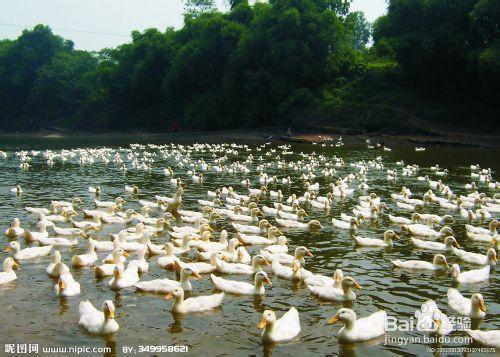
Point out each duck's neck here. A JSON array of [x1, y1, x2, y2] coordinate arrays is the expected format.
[[263, 322, 275, 338], [342, 285, 353, 298], [179, 274, 192, 291], [343, 319, 355, 331], [173, 294, 184, 310], [252, 260, 261, 272]]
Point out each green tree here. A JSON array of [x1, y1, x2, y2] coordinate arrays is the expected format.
[[345, 11, 371, 50], [183, 0, 216, 17]]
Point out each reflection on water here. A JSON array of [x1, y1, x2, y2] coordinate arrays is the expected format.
[[0, 135, 498, 356]]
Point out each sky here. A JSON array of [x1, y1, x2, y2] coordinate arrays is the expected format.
[[0, 0, 387, 51]]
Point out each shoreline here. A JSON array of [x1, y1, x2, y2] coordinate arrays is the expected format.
[[0, 127, 497, 148]]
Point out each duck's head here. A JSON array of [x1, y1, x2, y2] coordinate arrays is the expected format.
[[295, 246, 313, 259], [258, 310, 276, 328], [11, 218, 21, 228], [255, 271, 272, 285], [113, 248, 129, 261], [258, 220, 270, 229], [115, 197, 126, 205], [268, 226, 284, 239], [439, 226, 454, 236], [450, 264, 460, 278], [52, 250, 63, 263], [163, 242, 175, 256], [181, 267, 201, 280], [489, 220, 499, 231], [328, 308, 356, 325], [432, 254, 449, 269], [165, 287, 184, 301], [442, 215, 455, 224], [251, 208, 264, 217], [113, 266, 123, 279], [102, 300, 116, 320], [487, 248, 497, 264], [471, 293, 486, 312], [308, 220, 323, 229], [3, 257, 19, 271], [384, 230, 400, 241], [4, 241, 20, 253], [297, 209, 308, 218], [333, 269, 343, 283], [57, 276, 67, 291], [341, 276, 361, 290], [229, 238, 242, 250], [444, 236, 460, 248], [253, 254, 270, 267]]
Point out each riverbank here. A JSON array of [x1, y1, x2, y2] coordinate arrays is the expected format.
[[0, 126, 497, 148]]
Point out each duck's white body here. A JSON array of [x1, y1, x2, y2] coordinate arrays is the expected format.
[[0, 258, 18, 284], [330, 309, 386, 342], [6, 242, 52, 260], [55, 273, 81, 297], [108, 264, 140, 290], [466, 329, 500, 348], [447, 289, 486, 318], [167, 287, 224, 314], [451, 264, 489, 284], [210, 271, 270, 295], [78, 300, 119, 334], [259, 307, 301, 343]]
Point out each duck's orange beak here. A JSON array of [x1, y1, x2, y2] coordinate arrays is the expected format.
[[478, 300, 486, 312], [328, 314, 339, 324], [264, 276, 272, 285], [257, 318, 267, 329], [192, 271, 202, 280], [354, 281, 362, 289], [164, 292, 173, 300]]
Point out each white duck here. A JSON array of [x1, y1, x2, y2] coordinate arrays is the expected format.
[[332, 218, 359, 230], [237, 227, 283, 245], [447, 289, 486, 318], [391, 254, 449, 271], [46, 251, 70, 277], [94, 249, 128, 277], [135, 267, 201, 293], [275, 218, 323, 229], [165, 287, 224, 314], [353, 230, 399, 247], [451, 247, 497, 265], [272, 259, 302, 281], [451, 264, 489, 284], [328, 308, 386, 342], [411, 236, 460, 252], [232, 220, 270, 234], [263, 236, 289, 254], [108, 264, 140, 290], [465, 329, 500, 348], [261, 246, 313, 266], [55, 272, 81, 297], [0, 257, 18, 284], [4, 218, 25, 238], [307, 276, 361, 301], [78, 300, 119, 334], [71, 239, 98, 267], [211, 271, 271, 295], [5, 241, 52, 260], [304, 268, 343, 288], [258, 307, 301, 343], [156, 243, 181, 269]]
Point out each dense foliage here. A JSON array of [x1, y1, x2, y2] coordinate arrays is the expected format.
[[0, 0, 497, 133]]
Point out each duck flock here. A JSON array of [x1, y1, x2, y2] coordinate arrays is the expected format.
[[0, 140, 499, 351]]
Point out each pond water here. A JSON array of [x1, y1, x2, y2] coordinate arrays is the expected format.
[[0, 135, 498, 356]]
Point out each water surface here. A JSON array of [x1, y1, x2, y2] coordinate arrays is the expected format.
[[0, 135, 498, 356]]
